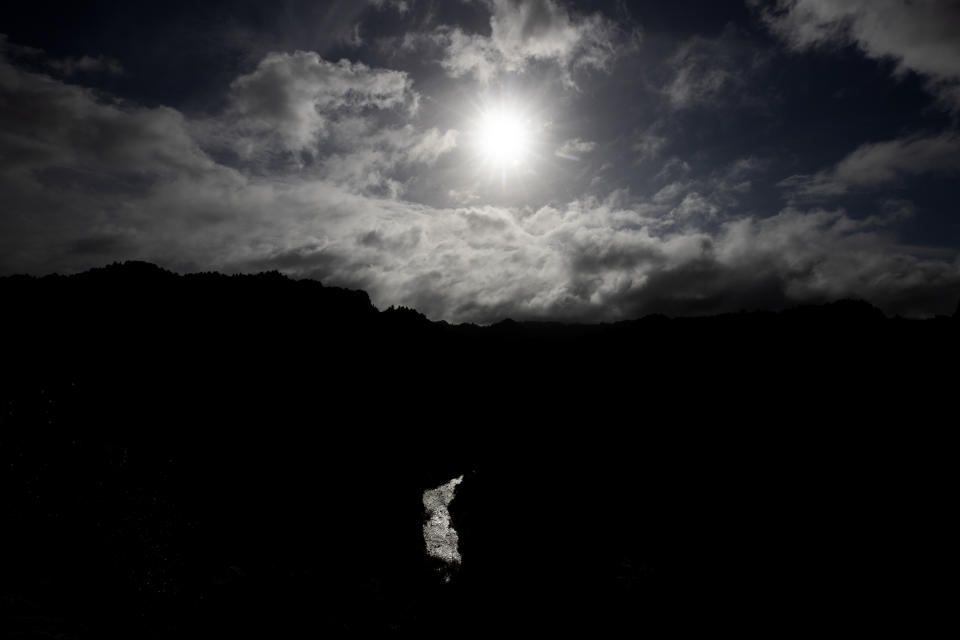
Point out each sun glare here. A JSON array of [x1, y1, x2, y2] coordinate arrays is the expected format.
[[476, 107, 531, 169]]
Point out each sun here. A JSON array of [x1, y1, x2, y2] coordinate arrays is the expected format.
[[475, 106, 532, 169]]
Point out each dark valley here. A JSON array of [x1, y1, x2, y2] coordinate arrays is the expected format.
[[2, 262, 955, 637]]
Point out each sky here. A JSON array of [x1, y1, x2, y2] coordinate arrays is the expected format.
[[2, 0, 959, 322]]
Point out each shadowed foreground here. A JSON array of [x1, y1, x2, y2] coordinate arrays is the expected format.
[[2, 262, 956, 636]]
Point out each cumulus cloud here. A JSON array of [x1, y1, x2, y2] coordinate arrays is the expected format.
[[0, 45, 454, 268], [224, 51, 417, 154], [546, 204, 960, 319], [1, 42, 958, 323], [238, 192, 959, 322], [757, 0, 960, 109], [670, 192, 720, 223], [647, 155, 762, 213], [190, 51, 457, 197], [438, 29, 502, 85], [433, 0, 622, 86], [780, 133, 960, 197]]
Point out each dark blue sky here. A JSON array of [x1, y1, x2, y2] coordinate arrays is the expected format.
[[2, 0, 959, 321]]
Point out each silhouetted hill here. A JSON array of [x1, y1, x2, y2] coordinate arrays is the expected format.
[[2, 263, 956, 637]]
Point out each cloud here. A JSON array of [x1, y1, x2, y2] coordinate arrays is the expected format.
[[0, 34, 123, 76], [666, 42, 737, 108], [552, 205, 960, 319], [555, 138, 596, 159], [670, 192, 719, 223], [641, 157, 764, 232], [341, 23, 365, 49], [0, 44, 454, 268], [780, 133, 960, 197], [664, 29, 768, 109], [191, 51, 457, 197], [49, 55, 124, 76], [1, 42, 957, 323], [757, 0, 960, 109], [0, 50, 237, 273], [369, 0, 409, 13], [632, 132, 667, 164], [438, 29, 502, 85], [0, 60, 211, 180], [260, 192, 958, 323], [487, 0, 617, 69], [433, 0, 623, 86], [224, 51, 417, 154], [404, 126, 460, 164]]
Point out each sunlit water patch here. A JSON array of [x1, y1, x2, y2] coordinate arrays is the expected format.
[[423, 475, 464, 579]]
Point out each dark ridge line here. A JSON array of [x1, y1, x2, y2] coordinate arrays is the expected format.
[[2, 259, 958, 327]]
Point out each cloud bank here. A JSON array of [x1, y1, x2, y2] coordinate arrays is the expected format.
[[1, 36, 959, 322], [758, 0, 960, 109], [429, 0, 624, 86], [781, 132, 960, 198]]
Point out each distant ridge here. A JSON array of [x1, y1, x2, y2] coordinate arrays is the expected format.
[[4, 260, 954, 328], [2, 259, 956, 423]]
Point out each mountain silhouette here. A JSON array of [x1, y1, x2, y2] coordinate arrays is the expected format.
[[1, 262, 956, 637]]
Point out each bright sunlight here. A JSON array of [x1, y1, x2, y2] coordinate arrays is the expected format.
[[476, 107, 531, 169]]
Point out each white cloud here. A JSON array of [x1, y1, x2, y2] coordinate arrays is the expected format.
[[225, 51, 417, 154], [190, 51, 457, 196], [652, 180, 691, 204], [780, 133, 960, 197], [758, 0, 960, 109], [1, 43, 957, 323], [435, 0, 622, 86], [555, 137, 596, 159], [404, 127, 460, 164], [670, 192, 719, 223], [438, 28, 502, 85]]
